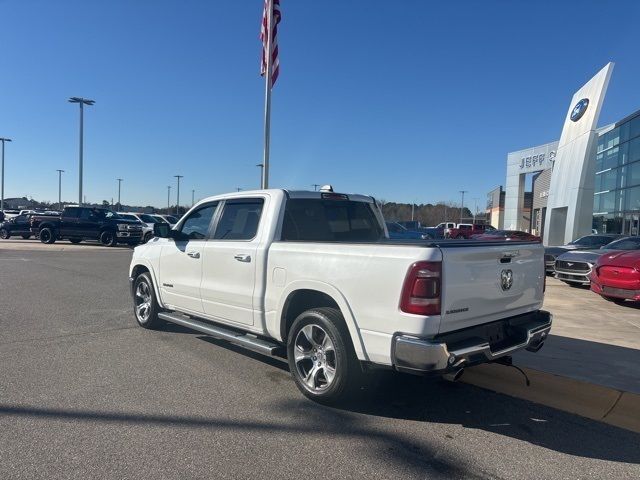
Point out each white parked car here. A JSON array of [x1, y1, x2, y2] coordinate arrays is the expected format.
[[120, 213, 158, 243], [155, 214, 179, 226], [128, 188, 551, 403]]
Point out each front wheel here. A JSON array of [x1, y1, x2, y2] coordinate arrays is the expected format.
[[133, 272, 162, 329], [39, 228, 56, 244], [287, 307, 362, 404], [143, 232, 152, 243], [100, 230, 117, 247], [0, 228, 10, 239]]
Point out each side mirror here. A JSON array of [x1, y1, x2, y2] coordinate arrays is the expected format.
[[153, 222, 171, 238]]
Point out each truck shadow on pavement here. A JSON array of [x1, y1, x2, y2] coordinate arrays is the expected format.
[[195, 335, 640, 465]]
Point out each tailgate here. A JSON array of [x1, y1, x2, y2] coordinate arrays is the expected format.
[[438, 242, 544, 333]]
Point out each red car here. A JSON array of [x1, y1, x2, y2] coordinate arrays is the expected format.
[[471, 230, 541, 242], [445, 224, 496, 239], [590, 250, 640, 302]]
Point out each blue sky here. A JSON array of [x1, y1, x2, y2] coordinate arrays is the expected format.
[[1, 0, 639, 209]]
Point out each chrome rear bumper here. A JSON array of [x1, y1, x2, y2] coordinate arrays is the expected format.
[[392, 310, 552, 374]]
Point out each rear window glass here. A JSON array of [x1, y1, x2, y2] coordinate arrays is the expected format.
[[282, 199, 384, 242]]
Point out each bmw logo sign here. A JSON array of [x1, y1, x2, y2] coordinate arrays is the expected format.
[[570, 98, 589, 122]]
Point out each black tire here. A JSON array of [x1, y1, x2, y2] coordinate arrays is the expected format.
[[287, 307, 362, 404], [143, 232, 152, 244], [39, 228, 56, 244], [21, 234, 31, 239], [456, 234, 465, 239], [0, 228, 10, 239], [100, 230, 117, 247], [133, 272, 162, 329]]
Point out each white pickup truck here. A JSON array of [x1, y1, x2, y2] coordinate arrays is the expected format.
[[129, 188, 551, 403]]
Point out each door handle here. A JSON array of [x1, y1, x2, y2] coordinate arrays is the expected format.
[[187, 251, 200, 259], [234, 254, 251, 262]]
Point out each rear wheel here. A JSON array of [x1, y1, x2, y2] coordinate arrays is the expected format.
[[133, 272, 162, 329], [287, 307, 362, 404], [69, 238, 82, 244], [39, 228, 56, 244], [0, 228, 10, 239], [100, 230, 117, 247]]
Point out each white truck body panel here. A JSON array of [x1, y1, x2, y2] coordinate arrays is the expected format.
[[130, 189, 547, 370]]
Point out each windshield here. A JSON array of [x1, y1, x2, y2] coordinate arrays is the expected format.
[[570, 235, 613, 247], [92, 209, 120, 219], [602, 237, 640, 250], [139, 214, 159, 223]]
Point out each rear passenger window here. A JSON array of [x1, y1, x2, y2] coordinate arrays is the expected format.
[[281, 199, 384, 242], [63, 207, 80, 219], [213, 199, 264, 240]]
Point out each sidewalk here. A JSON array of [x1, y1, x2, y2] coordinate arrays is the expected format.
[[515, 277, 640, 394], [464, 277, 640, 432]]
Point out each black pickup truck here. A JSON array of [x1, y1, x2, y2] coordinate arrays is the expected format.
[[30, 206, 143, 246], [0, 213, 36, 239]]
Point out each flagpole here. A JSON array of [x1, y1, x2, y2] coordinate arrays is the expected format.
[[261, 0, 274, 190]]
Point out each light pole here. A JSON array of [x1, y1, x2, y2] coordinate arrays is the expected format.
[[256, 164, 264, 188], [68, 97, 95, 205], [167, 185, 171, 211], [116, 178, 123, 211], [56, 169, 64, 208], [312, 184, 320, 191], [174, 175, 183, 215], [0, 137, 12, 212], [191, 189, 195, 206], [459, 190, 468, 224]]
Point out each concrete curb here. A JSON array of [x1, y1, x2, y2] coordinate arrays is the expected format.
[[461, 363, 640, 434]]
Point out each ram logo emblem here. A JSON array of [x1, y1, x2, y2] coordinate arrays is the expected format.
[[500, 269, 513, 291]]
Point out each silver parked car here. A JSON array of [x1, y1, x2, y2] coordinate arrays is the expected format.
[[554, 236, 640, 286]]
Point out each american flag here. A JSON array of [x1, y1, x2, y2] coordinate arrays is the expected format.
[[260, 0, 281, 87]]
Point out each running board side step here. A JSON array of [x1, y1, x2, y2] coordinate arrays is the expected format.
[[158, 311, 286, 357]]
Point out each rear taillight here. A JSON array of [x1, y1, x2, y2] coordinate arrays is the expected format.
[[400, 261, 441, 315]]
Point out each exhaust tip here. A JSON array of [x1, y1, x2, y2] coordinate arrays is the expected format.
[[442, 368, 465, 382]]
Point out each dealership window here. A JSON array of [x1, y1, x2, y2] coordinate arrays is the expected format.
[[626, 161, 640, 188], [630, 116, 640, 142], [595, 168, 619, 192], [625, 185, 640, 212], [627, 137, 640, 165]]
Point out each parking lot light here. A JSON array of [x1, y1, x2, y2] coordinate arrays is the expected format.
[[0, 137, 12, 212], [68, 97, 95, 206], [174, 175, 183, 215], [56, 169, 64, 208]]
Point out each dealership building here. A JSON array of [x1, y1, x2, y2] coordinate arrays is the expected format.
[[488, 63, 640, 244]]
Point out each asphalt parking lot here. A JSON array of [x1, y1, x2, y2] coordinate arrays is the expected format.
[[1, 244, 639, 479]]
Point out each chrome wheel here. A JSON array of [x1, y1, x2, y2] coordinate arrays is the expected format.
[[294, 324, 337, 392], [135, 280, 152, 323]]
